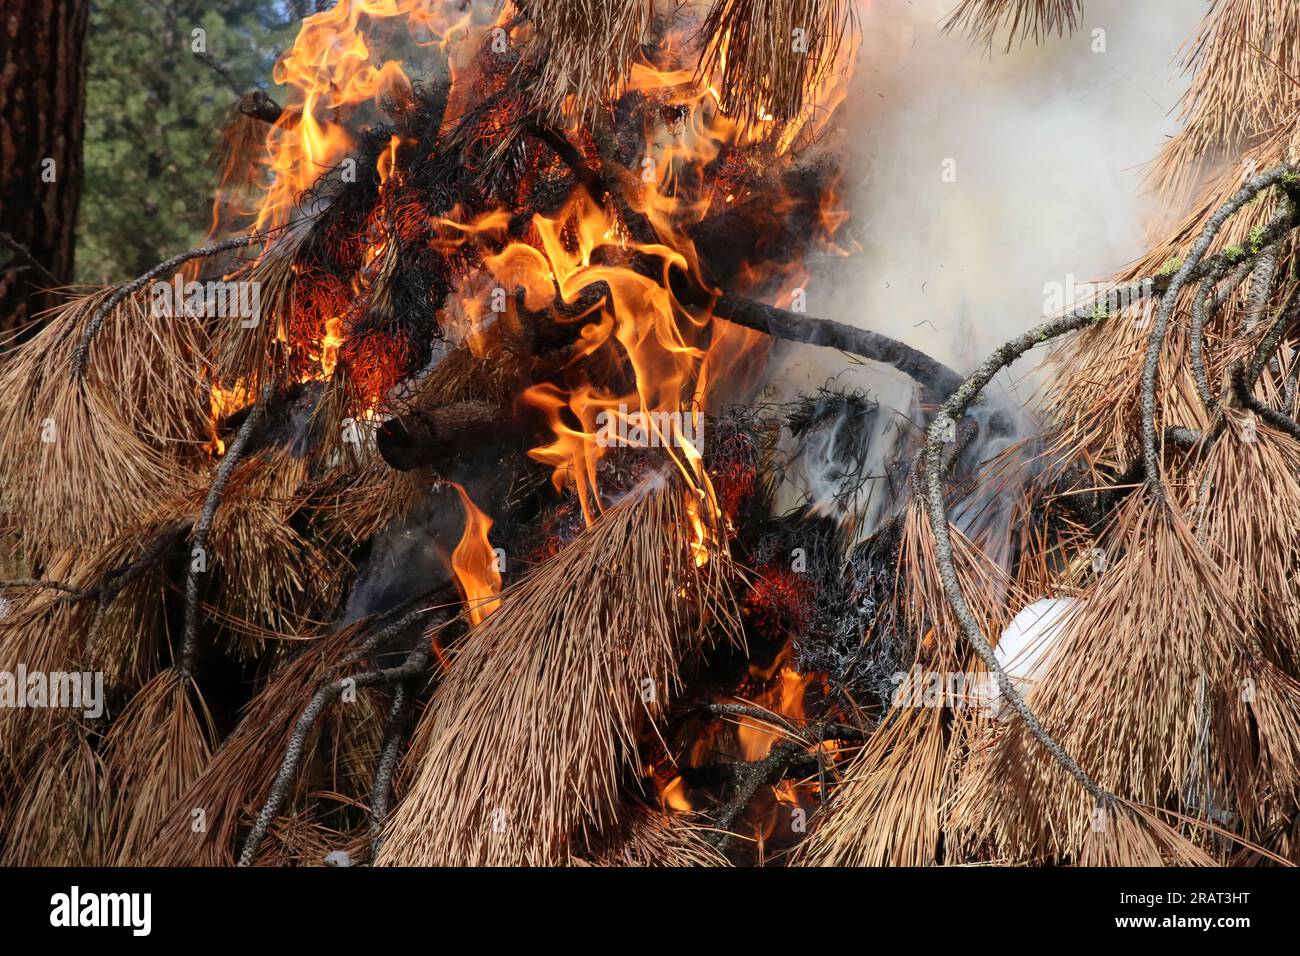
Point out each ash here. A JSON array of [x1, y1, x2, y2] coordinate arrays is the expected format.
[[738, 390, 913, 704]]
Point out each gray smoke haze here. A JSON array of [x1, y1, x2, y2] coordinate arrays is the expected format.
[[760, 0, 1204, 535], [821, 0, 1202, 383]]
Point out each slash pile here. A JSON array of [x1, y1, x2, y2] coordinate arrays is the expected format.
[[3, 0, 1300, 867]]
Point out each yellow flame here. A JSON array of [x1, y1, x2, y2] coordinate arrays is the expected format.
[[448, 482, 502, 627]]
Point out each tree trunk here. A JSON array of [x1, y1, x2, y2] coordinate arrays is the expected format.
[[0, 0, 89, 337]]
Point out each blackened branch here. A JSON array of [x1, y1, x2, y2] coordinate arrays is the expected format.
[[238, 645, 432, 867], [712, 293, 965, 401], [701, 703, 867, 744], [702, 714, 867, 852], [179, 382, 274, 678], [708, 739, 807, 851]]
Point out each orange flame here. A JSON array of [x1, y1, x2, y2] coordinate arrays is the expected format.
[[206, 380, 253, 455], [447, 482, 502, 627], [735, 647, 820, 762], [222, 1, 855, 572]]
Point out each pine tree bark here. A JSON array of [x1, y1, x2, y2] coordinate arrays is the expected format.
[[0, 0, 89, 337]]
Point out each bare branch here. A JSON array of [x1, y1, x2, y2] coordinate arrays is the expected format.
[[0, 230, 60, 289]]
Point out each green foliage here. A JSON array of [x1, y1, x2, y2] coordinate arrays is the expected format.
[[77, 1, 303, 282], [1155, 256, 1181, 277], [1223, 244, 1246, 262]]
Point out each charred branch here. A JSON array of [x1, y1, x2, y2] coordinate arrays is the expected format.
[[179, 381, 273, 678], [707, 738, 807, 851], [342, 591, 455, 669], [687, 165, 837, 288], [711, 292, 964, 401], [377, 399, 515, 471], [238, 643, 432, 867], [700, 702, 867, 744]]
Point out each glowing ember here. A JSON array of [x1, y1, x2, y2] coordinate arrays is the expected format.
[[210, 0, 857, 848]]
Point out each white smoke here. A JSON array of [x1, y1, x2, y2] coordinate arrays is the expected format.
[[826, 0, 1201, 377], [765, 0, 1203, 535]]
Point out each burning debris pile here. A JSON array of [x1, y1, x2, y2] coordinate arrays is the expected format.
[[3, 0, 1300, 868]]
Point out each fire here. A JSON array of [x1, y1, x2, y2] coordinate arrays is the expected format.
[[735, 651, 819, 762], [214, 3, 856, 807], [243, 5, 468, 391], [319, 317, 345, 378], [447, 482, 502, 627], [500, 30, 848, 539], [504, 182, 716, 526], [252, 1, 434, 233], [209, 381, 251, 421], [658, 775, 692, 814], [647, 639, 839, 839], [206, 380, 253, 455], [684, 492, 715, 568], [230, 4, 852, 529]]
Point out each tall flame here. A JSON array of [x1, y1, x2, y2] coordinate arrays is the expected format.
[[252, 1, 431, 232], [448, 482, 502, 627], [222, 0, 854, 595]]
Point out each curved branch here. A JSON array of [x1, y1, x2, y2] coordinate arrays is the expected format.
[[1190, 263, 1230, 411], [178, 382, 273, 678], [916, 292, 1156, 806], [1283, 350, 1300, 417], [1245, 283, 1300, 389], [1140, 166, 1299, 494], [1232, 361, 1300, 441], [712, 293, 965, 401], [368, 679, 415, 860], [0, 520, 190, 609], [237, 646, 431, 867], [70, 232, 272, 379]]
